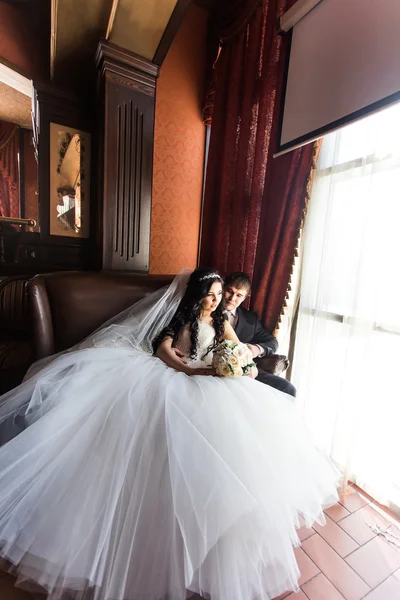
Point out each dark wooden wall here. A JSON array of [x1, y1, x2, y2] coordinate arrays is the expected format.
[[0, 3, 195, 276]]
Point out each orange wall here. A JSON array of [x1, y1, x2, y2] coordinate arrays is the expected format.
[[150, 4, 208, 274]]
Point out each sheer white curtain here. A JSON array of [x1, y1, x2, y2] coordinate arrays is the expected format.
[[292, 103, 400, 515]]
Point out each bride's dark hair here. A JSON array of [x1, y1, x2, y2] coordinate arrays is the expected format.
[[152, 268, 225, 360]]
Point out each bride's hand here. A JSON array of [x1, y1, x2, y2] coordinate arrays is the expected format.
[[186, 366, 215, 377], [171, 348, 188, 365], [247, 366, 258, 379]]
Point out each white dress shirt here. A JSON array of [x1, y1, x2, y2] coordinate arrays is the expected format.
[[225, 308, 238, 328]]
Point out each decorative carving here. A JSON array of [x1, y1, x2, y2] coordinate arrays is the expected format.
[[49, 124, 91, 238], [106, 72, 155, 97], [96, 41, 159, 78], [114, 102, 144, 260]]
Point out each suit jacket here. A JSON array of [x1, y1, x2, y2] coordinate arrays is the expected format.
[[234, 306, 278, 357]]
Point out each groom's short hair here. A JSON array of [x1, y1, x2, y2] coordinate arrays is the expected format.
[[224, 272, 251, 293]]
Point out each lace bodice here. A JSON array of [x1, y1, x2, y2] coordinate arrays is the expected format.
[[174, 321, 215, 366]]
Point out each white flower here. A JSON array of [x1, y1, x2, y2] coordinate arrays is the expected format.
[[237, 356, 247, 367], [229, 354, 240, 367], [232, 365, 243, 377], [212, 341, 254, 378], [216, 362, 233, 377]]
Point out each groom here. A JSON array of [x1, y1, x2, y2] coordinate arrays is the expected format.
[[224, 272, 296, 397]]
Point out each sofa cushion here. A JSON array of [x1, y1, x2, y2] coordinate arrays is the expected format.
[[30, 271, 174, 353]]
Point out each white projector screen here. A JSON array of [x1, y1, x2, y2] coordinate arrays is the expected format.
[[278, 0, 400, 154]]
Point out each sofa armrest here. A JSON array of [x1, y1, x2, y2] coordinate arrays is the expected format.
[[27, 276, 55, 359], [256, 354, 290, 376]]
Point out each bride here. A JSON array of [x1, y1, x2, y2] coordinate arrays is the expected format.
[[0, 268, 338, 600]]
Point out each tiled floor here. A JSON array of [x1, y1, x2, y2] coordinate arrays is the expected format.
[[1, 485, 400, 600], [277, 485, 400, 600]]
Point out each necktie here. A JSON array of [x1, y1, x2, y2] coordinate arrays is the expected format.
[[227, 311, 235, 326]]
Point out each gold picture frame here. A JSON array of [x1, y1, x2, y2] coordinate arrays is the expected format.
[[49, 123, 91, 238]]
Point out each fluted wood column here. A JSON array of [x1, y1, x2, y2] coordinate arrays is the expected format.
[[96, 41, 159, 272]]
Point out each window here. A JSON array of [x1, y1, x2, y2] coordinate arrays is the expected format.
[[292, 103, 400, 514]]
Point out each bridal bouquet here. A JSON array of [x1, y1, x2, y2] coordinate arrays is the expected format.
[[212, 340, 256, 378]]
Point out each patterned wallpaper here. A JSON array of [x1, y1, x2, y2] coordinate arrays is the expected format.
[[149, 4, 208, 274]]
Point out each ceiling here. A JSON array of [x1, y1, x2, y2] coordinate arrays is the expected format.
[[52, 0, 185, 86], [109, 0, 178, 61], [0, 0, 202, 119], [51, 0, 114, 82]]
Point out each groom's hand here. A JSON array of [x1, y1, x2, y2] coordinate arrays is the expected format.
[[172, 348, 188, 365], [246, 343, 260, 358], [246, 366, 258, 379]]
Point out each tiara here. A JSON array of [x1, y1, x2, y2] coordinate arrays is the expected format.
[[199, 272, 220, 281]]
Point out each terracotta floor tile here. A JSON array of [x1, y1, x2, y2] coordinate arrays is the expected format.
[[301, 533, 370, 600], [313, 514, 359, 557], [338, 503, 392, 546], [285, 591, 308, 600], [297, 523, 315, 542], [338, 486, 371, 513], [345, 536, 400, 588], [301, 572, 346, 599], [385, 525, 400, 553], [293, 545, 320, 585], [325, 503, 351, 522], [362, 575, 400, 600]]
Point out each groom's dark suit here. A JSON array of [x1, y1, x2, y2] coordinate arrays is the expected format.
[[234, 306, 296, 397]]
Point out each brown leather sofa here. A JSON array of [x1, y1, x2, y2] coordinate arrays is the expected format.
[[26, 270, 288, 376], [27, 271, 174, 359], [0, 275, 34, 393]]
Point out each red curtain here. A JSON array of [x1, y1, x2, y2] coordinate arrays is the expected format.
[[0, 121, 19, 218], [199, 0, 315, 331], [251, 144, 317, 332], [203, 0, 260, 126]]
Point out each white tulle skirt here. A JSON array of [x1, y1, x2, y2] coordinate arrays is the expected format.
[[0, 347, 339, 600]]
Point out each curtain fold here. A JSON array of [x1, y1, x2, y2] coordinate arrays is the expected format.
[[200, 0, 315, 331], [0, 121, 19, 218], [252, 143, 318, 332], [202, 0, 261, 126]]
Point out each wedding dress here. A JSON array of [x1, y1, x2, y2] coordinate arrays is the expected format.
[[0, 271, 339, 600]]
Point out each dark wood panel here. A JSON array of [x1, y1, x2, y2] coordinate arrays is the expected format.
[[0, 80, 96, 277], [114, 102, 143, 259], [16, 240, 88, 268], [96, 41, 159, 80], [31, 82, 92, 268], [96, 41, 158, 273], [0, 229, 88, 274]]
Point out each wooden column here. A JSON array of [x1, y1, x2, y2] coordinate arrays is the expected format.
[[96, 41, 159, 272]]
